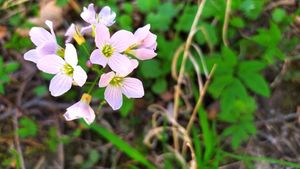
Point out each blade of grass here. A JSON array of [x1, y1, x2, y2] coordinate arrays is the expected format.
[[90, 124, 156, 169]]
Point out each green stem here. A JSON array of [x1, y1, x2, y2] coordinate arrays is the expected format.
[[222, 151, 300, 168], [82, 42, 90, 57], [87, 68, 103, 94]]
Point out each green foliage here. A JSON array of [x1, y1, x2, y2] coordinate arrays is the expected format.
[[0, 57, 20, 94], [18, 117, 38, 138], [136, 0, 160, 13], [272, 8, 287, 23], [56, 0, 69, 6], [82, 150, 100, 169], [120, 97, 134, 117]]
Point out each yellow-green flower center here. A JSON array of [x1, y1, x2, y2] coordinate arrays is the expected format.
[[64, 64, 74, 76], [102, 45, 114, 58], [110, 77, 123, 86]]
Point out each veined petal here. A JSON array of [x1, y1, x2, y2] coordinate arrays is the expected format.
[[121, 77, 144, 98], [36, 41, 57, 56], [99, 71, 115, 87], [37, 54, 65, 74], [65, 24, 76, 42], [29, 27, 53, 46], [108, 53, 131, 75], [64, 102, 82, 121], [95, 24, 110, 48], [132, 48, 157, 60], [110, 30, 136, 52], [64, 43, 78, 67], [143, 32, 157, 48], [73, 66, 87, 87], [49, 73, 73, 96], [83, 107, 95, 125], [90, 49, 108, 67], [24, 49, 39, 63], [80, 3, 97, 24], [134, 24, 150, 42], [105, 85, 123, 110], [98, 6, 116, 26]]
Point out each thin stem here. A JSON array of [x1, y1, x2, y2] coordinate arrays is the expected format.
[[82, 42, 90, 58], [172, 0, 207, 152], [222, 151, 300, 168], [222, 0, 232, 47], [87, 68, 103, 94]]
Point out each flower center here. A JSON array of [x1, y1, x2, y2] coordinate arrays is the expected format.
[[110, 77, 123, 86], [64, 64, 74, 76], [102, 45, 114, 58]]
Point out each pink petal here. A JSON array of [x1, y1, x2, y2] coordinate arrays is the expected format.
[[64, 101, 82, 121], [95, 24, 110, 48], [80, 25, 92, 35], [90, 49, 108, 67], [45, 20, 56, 40], [98, 6, 116, 26], [132, 48, 157, 60], [99, 71, 115, 87], [121, 77, 144, 98], [65, 24, 76, 42], [80, 3, 97, 24], [29, 27, 53, 46], [24, 49, 39, 63], [36, 42, 57, 56], [134, 24, 150, 42], [64, 43, 78, 67], [73, 66, 87, 87], [108, 53, 131, 75], [49, 73, 73, 96], [37, 54, 65, 74], [105, 85, 123, 110], [110, 30, 136, 52], [83, 107, 96, 125], [142, 32, 157, 49]]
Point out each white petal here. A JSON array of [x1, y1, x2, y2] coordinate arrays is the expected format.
[[49, 73, 73, 96], [132, 48, 157, 60], [105, 85, 123, 110], [110, 30, 136, 52], [45, 20, 56, 40], [99, 71, 115, 87], [24, 49, 39, 63], [80, 25, 92, 35], [95, 24, 110, 48], [83, 107, 96, 125], [98, 6, 116, 26], [134, 24, 150, 42], [29, 27, 53, 46], [108, 53, 131, 75], [90, 49, 108, 67], [73, 66, 87, 87], [36, 41, 57, 56], [64, 102, 82, 121], [37, 54, 65, 74], [64, 43, 78, 67], [121, 77, 144, 98], [80, 3, 97, 24]]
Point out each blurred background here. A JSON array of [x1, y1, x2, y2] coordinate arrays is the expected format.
[[1, 0, 300, 168]]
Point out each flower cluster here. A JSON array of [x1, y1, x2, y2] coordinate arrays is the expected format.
[[23, 3, 157, 124]]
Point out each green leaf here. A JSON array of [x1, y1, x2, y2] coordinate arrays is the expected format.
[[0, 83, 4, 94], [17, 117, 38, 138], [230, 17, 245, 28], [139, 60, 162, 78], [272, 8, 286, 23], [123, 2, 134, 14], [175, 5, 197, 32], [82, 150, 100, 169], [136, 0, 159, 13], [4, 62, 20, 73], [118, 15, 133, 31], [56, 0, 69, 6], [238, 60, 266, 73], [222, 47, 237, 67], [239, 73, 270, 97], [252, 22, 281, 47], [120, 98, 134, 117], [239, 0, 266, 20], [152, 78, 167, 94], [91, 124, 156, 169], [33, 86, 48, 96], [209, 75, 234, 98]]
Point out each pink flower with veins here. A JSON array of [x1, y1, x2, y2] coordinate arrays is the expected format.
[[127, 24, 157, 61], [24, 20, 60, 63], [37, 43, 87, 96], [90, 24, 137, 75], [64, 93, 95, 125], [99, 71, 144, 110]]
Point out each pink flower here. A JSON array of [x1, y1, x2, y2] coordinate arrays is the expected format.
[[99, 71, 144, 110], [64, 93, 95, 125], [80, 3, 116, 35], [37, 44, 87, 96], [90, 24, 136, 75], [126, 24, 157, 61], [24, 20, 60, 63]]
